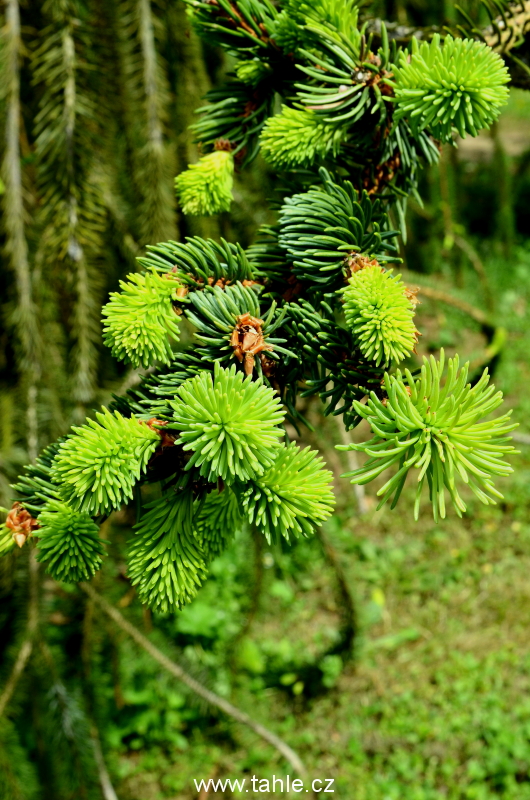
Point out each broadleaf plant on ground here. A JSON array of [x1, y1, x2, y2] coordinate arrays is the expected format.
[[1, 0, 517, 614]]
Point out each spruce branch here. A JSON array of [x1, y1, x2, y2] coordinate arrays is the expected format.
[[109, 351, 212, 419], [260, 106, 347, 168], [102, 269, 182, 368], [33, 0, 106, 405], [128, 485, 207, 612], [194, 487, 244, 560], [390, 34, 510, 142], [175, 149, 235, 215], [278, 168, 399, 292], [283, 0, 361, 37], [339, 352, 517, 521], [51, 410, 160, 515], [192, 81, 275, 165], [184, 281, 292, 373], [117, 0, 176, 244], [169, 362, 284, 482], [283, 298, 385, 428], [183, 0, 278, 54], [35, 500, 107, 582], [137, 236, 255, 286], [1, 0, 41, 428], [238, 442, 335, 542], [11, 441, 64, 516], [340, 263, 419, 366]]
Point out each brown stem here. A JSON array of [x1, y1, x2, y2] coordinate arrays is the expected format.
[[90, 722, 119, 800], [315, 529, 357, 659], [79, 581, 307, 777], [229, 526, 264, 656], [333, 416, 369, 515], [0, 639, 33, 718], [452, 235, 493, 312], [401, 276, 492, 328]]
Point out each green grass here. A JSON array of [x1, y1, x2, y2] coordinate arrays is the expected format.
[[107, 485, 530, 799]]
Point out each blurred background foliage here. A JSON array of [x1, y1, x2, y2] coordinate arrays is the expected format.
[[3, 0, 530, 798]]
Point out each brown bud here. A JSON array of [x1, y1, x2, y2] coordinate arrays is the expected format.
[[230, 312, 271, 375], [5, 502, 39, 547]]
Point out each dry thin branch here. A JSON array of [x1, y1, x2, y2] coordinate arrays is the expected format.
[[400, 275, 492, 328], [334, 416, 368, 515], [315, 527, 357, 656], [90, 723, 119, 800], [0, 552, 40, 718], [0, 639, 33, 719], [452, 235, 493, 312], [79, 581, 307, 777]]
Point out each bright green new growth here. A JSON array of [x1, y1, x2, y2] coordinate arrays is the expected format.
[[0, 524, 15, 556], [339, 351, 517, 522], [260, 107, 346, 168], [1, 1, 517, 616], [235, 59, 272, 85], [102, 270, 181, 368], [35, 500, 106, 582], [51, 409, 160, 515], [392, 34, 510, 143], [194, 488, 244, 560], [175, 150, 234, 215], [280, 0, 360, 35], [341, 264, 418, 366], [170, 363, 284, 482], [239, 442, 335, 542], [128, 490, 207, 613]]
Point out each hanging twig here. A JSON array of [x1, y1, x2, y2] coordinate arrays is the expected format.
[[228, 526, 264, 656], [0, 639, 33, 719], [79, 581, 307, 777], [2, 0, 41, 452], [0, 551, 40, 719], [333, 416, 368, 515], [401, 275, 492, 328], [117, 0, 176, 243], [453, 234, 493, 312], [90, 723, 119, 800], [315, 527, 357, 658]]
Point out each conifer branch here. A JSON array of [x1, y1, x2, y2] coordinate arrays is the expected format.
[[139, 0, 164, 151], [1, 0, 518, 627], [79, 580, 308, 777], [118, 0, 176, 243], [33, 0, 105, 406], [365, 3, 530, 87], [1, 0, 41, 391]]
